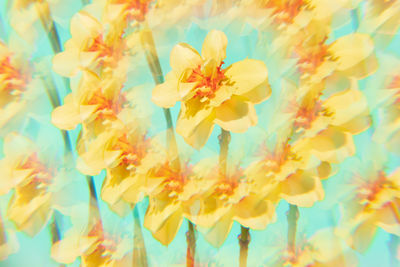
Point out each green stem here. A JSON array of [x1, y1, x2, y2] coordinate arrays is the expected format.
[[41, 68, 102, 231], [239, 226, 250, 267], [287, 204, 299, 255], [140, 23, 180, 167], [133, 206, 148, 267], [218, 128, 230, 178], [36, 1, 70, 93], [186, 221, 196, 267]]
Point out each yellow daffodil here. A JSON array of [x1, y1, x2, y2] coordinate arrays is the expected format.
[[187, 159, 276, 247], [0, 41, 41, 133], [52, 220, 132, 266], [143, 156, 213, 245], [358, 0, 400, 47], [339, 168, 400, 252], [151, 30, 271, 149], [373, 73, 400, 153], [266, 229, 358, 267], [76, 123, 164, 216], [51, 70, 126, 132], [99, 0, 154, 23], [0, 133, 54, 236], [52, 10, 126, 77]]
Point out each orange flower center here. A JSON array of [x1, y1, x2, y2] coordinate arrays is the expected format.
[[110, 0, 153, 22], [0, 56, 29, 95], [87, 90, 126, 120], [388, 75, 400, 105], [186, 62, 227, 101], [158, 163, 191, 198], [19, 153, 53, 185], [294, 37, 330, 75], [263, 141, 300, 172], [264, 0, 307, 24], [114, 133, 150, 169], [87, 34, 125, 68], [358, 171, 394, 204]]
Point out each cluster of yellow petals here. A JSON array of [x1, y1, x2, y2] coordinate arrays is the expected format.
[[339, 169, 400, 252], [152, 30, 271, 149], [0, 133, 55, 237]]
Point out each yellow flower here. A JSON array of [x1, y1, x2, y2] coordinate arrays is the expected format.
[[187, 159, 276, 247], [152, 30, 271, 149], [266, 229, 358, 267], [52, 10, 126, 77], [77, 123, 164, 216], [100, 0, 154, 23], [373, 73, 400, 153], [0, 41, 41, 133], [51, 70, 126, 132], [246, 138, 326, 208], [339, 168, 400, 252], [0, 133, 55, 236], [143, 156, 212, 245], [51, 220, 132, 266]]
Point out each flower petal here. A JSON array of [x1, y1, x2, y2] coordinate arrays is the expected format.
[[151, 75, 180, 108], [279, 170, 325, 207], [201, 30, 228, 65], [309, 127, 355, 163], [170, 43, 202, 75], [233, 194, 276, 230], [176, 100, 215, 149], [51, 94, 81, 130], [214, 96, 257, 133], [330, 33, 378, 79], [225, 59, 271, 100], [201, 211, 233, 248]]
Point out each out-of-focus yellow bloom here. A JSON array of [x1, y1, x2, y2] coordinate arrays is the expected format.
[[266, 229, 358, 267], [358, 0, 400, 47], [246, 138, 326, 208], [0, 41, 40, 133], [339, 168, 400, 252], [152, 30, 271, 149], [373, 73, 400, 153], [52, 220, 132, 266], [76, 122, 163, 216], [288, 87, 370, 163], [187, 159, 276, 247], [291, 29, 378, 81], [0, 133, 54, 236], [143, 156, 212, 245], [51, 70, 126, 132], [99, 0, 154, 23], [52, 10, 127, 77]]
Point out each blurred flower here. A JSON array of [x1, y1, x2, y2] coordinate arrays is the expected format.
[[151, 29, 271, 149], [187, 158, 276, 247], [76, 121, 163, 216], [0, 133, 64, 236], [339, 168, 400, 252], [0, 41, 42, 134], [52, 10, 127, 77], [51, 219, 132, 266], [143, 156, 212, 245], [265, 228, 358, 267], [51, 70, 126, 132]]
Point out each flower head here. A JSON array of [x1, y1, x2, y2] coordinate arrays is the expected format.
[[152, 30, 271, 149]]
